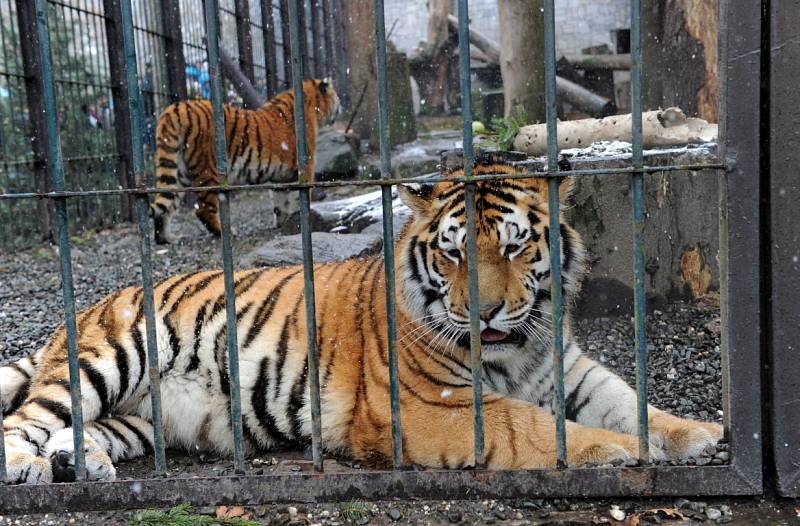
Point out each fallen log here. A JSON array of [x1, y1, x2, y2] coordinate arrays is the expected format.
[[556, 76, 616, 117], [512, 107, 718, 155], [563, 54, 632, 70], [446, 15, 614, 117], [219, 47, 267, 109]]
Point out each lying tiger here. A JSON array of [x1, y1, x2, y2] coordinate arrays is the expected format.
[[0, 165, 722, 483], [150, 78, 340, 245]]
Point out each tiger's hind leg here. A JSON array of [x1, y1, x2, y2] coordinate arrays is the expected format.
[[194, 168, 223, 237], [44, 415, 154, 482]]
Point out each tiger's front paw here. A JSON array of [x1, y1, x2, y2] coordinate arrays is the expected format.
[[5, 451, 53, 484], [568, 426, 666, 466], [650, 413, 724, 459], [45, 429, 116, 482]]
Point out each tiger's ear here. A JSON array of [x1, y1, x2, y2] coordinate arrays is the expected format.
[[557, 176, 575, 203], [319, 78, 331, 94], [398, 183, 436, 215]]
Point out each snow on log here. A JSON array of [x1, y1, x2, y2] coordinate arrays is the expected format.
[[512, 107, 717, 155]]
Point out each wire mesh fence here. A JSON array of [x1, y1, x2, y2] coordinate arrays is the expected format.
[[0, 0, 773, 513], [0, 0, 332, 251]]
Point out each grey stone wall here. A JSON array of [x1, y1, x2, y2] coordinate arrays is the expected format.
[[384, 0, 630, 57]]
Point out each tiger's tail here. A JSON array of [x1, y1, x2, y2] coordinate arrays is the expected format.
[[150, 103, 185, 244], [0, 355, 36, 416]]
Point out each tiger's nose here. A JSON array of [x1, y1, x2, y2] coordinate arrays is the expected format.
[[478, 302, 504, 322]]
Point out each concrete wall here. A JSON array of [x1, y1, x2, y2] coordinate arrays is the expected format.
[[384, 0, 630, 57]]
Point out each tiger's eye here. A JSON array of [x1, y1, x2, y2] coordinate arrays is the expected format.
[[505, 244, 520, 255], [447, 249, 461, 259]]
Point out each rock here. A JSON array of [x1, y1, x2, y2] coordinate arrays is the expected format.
[[608, 505, 625, 521], [392, 146, 439, 179], [447, 511, 463, 523], [386, 508, 402, 522], [239, 231, 382, 268], [315, 129, 358, 180], [706, 508, 722, 521], [280, 208, 337, 235]]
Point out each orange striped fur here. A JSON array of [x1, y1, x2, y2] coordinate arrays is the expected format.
[[150, 78, 340, 244], [1, 167, 722, 483]]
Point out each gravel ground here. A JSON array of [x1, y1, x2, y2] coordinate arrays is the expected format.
[[0, 191, 740, 524], [1, 497, 798, 525]]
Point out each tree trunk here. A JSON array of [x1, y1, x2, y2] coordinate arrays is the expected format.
[[342, 0, 378, 145], [425, 0, 454, 113], [642, 0, 718, 121], [497, 0, 545, 121]]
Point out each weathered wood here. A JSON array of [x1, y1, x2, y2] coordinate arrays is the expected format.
[[556, 76, 616, 117], [446, 13, 612, 117], [342, 0, 378, 144], [642, 0, 718, 121], [446, 14, 499, 63], [513, 107, 717, 155], [495, 1, 544, 120], [219, 47, 267, 109], [563, 54, 631, 70]]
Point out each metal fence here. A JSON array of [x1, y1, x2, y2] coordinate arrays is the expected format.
[[0, 0, 782, 513], [0, 0, 337, 251]]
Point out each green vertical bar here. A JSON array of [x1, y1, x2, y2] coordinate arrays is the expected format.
[[204, 0, 246, 474], [287, 0, 324, 473], [630, 0, 650, 463], [456, 0, 484, 468], [33, 0, 86, 481], [543, 0, 567, 468], [372, 0, 403, 469], [118, 0, 167, 475]]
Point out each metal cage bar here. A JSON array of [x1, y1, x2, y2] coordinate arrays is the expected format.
[[456, 0, 485, 468], [542, 0, 567, 468], [204, 0, 247, 474], [287, 0, 324, 473], [32, 0, 87, 481], [0, 0, 771, 509], [629, 0, 649, 463], [372, 0, 403, 469], [118, 0, 168, 477]]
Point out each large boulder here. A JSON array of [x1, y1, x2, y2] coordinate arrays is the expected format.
[[315, 129, 358, 180], [239, 231, 383, 268]]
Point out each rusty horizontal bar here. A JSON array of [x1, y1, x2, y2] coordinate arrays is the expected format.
[[0, 464, 759, 514], [0, 162, 726, 201]]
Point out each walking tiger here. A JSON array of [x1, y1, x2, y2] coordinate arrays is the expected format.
[[150, 78, 340, 244]]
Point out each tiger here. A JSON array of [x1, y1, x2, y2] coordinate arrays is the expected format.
[[149, 78, 340, 245], [0, 164, 723, 484]]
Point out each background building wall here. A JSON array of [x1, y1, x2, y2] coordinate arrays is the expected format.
[[384, 0, 630, 56]]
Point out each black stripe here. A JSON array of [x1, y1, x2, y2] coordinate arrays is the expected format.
[[565, 365, 597, 421], [273, 296, 304, 403], [288, 362, 309, 441], [163, 316, 182, 370], [79, 358, 111, 417], [31, 398, 72, 426], [108, 338, 131, 404], [94, 421, 132, 452], [244, 270, 302, 348], [187, 300, 211, 373], [252, 357, 291, 444], [161, 273, 199, 308], [9, 362, 31, 378], [117, 417, 154, 455]]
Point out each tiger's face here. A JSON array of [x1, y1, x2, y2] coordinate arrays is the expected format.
[[306, 77, 341, 126], [397, 172, 585, 360]]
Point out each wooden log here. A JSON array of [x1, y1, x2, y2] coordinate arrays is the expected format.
[[556, 76, 616, 117], [513, 107, 717, 155], [563, 54, 631, 70], [446, 14, 613, 117], [219, 47, 267, 109]]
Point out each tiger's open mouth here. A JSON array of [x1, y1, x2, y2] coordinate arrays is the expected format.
[[455, 328, 526, 349]]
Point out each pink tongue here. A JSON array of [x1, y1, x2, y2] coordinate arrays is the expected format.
[[480, 328, 510, 343]]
